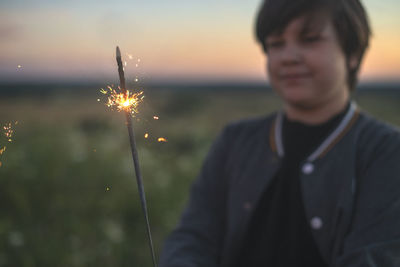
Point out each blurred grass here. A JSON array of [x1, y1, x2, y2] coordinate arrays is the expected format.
[[0, 87, 399, 266]]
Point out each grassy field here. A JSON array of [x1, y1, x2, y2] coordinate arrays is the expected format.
[[0, 85, 399, 266]]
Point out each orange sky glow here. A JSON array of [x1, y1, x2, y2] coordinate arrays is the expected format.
[[0, 0, 399, 83]]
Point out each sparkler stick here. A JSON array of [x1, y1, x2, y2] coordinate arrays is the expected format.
[[116, 46, 157, 267]]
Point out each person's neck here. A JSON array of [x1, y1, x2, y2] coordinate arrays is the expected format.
[[284, 93, 349, 125]]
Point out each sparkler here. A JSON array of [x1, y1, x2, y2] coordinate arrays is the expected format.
[[115, 46, 157, 267]]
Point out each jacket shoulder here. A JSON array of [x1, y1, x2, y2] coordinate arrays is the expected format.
[[222, 113, 276, 140], [355, 111, 400, 171], [356, 112, 400, 147]]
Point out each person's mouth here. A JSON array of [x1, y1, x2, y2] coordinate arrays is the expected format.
[[281, 73, 311, 80]]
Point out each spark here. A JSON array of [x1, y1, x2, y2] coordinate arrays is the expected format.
[[99, 85, 144, 116], [135, 78, 139, 82], [106, 187, 110, 191], [17, 65, 22, 70], [158, 137, 167, 143], [1, 122, 17, 167], [124, 61, 127, 67], [3, 123, 14, 142], [128, 54, 133, 60], [153, 116, 159, 120], [144, 133, 149, 139]]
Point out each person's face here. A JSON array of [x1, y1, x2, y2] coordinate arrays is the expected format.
[[265, 14, 355, 110]]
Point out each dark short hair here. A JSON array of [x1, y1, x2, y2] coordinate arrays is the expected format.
[[255, 0, 371, 90]]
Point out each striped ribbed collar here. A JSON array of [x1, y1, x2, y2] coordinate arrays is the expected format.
[[270, 102, 360, 161]]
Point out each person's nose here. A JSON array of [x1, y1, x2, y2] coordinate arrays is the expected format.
[[280, 42, 302, 65]]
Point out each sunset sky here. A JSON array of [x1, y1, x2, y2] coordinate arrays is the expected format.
[[0, 0, 399, 84]]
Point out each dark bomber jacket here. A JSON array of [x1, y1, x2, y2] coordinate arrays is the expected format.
[[159, 103, 400, 267]]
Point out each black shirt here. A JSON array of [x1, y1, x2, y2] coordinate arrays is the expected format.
[[235, 104, 349, 267]]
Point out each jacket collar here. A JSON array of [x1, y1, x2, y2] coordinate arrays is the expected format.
[[270, 101, 360, 161]]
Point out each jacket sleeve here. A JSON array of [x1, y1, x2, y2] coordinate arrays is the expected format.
[[159, 127, 231, 267], [335, 129, 400, 266]]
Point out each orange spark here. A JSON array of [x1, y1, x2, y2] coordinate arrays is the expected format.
[[158, 137, 167, 143], [144, 133, 149, 139], [3, 122, 14, 142], [153, 116, 159, 120]]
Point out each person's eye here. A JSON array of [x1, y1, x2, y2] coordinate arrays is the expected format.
[[266, 40, 284, 49], [303, 35, 321, 43]]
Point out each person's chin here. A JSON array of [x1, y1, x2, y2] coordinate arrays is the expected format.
[[280, 85, 309, 100], [280, 89, 315, 109]]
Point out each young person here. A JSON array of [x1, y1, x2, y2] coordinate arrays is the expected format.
[[160, 0, 400, 266]]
